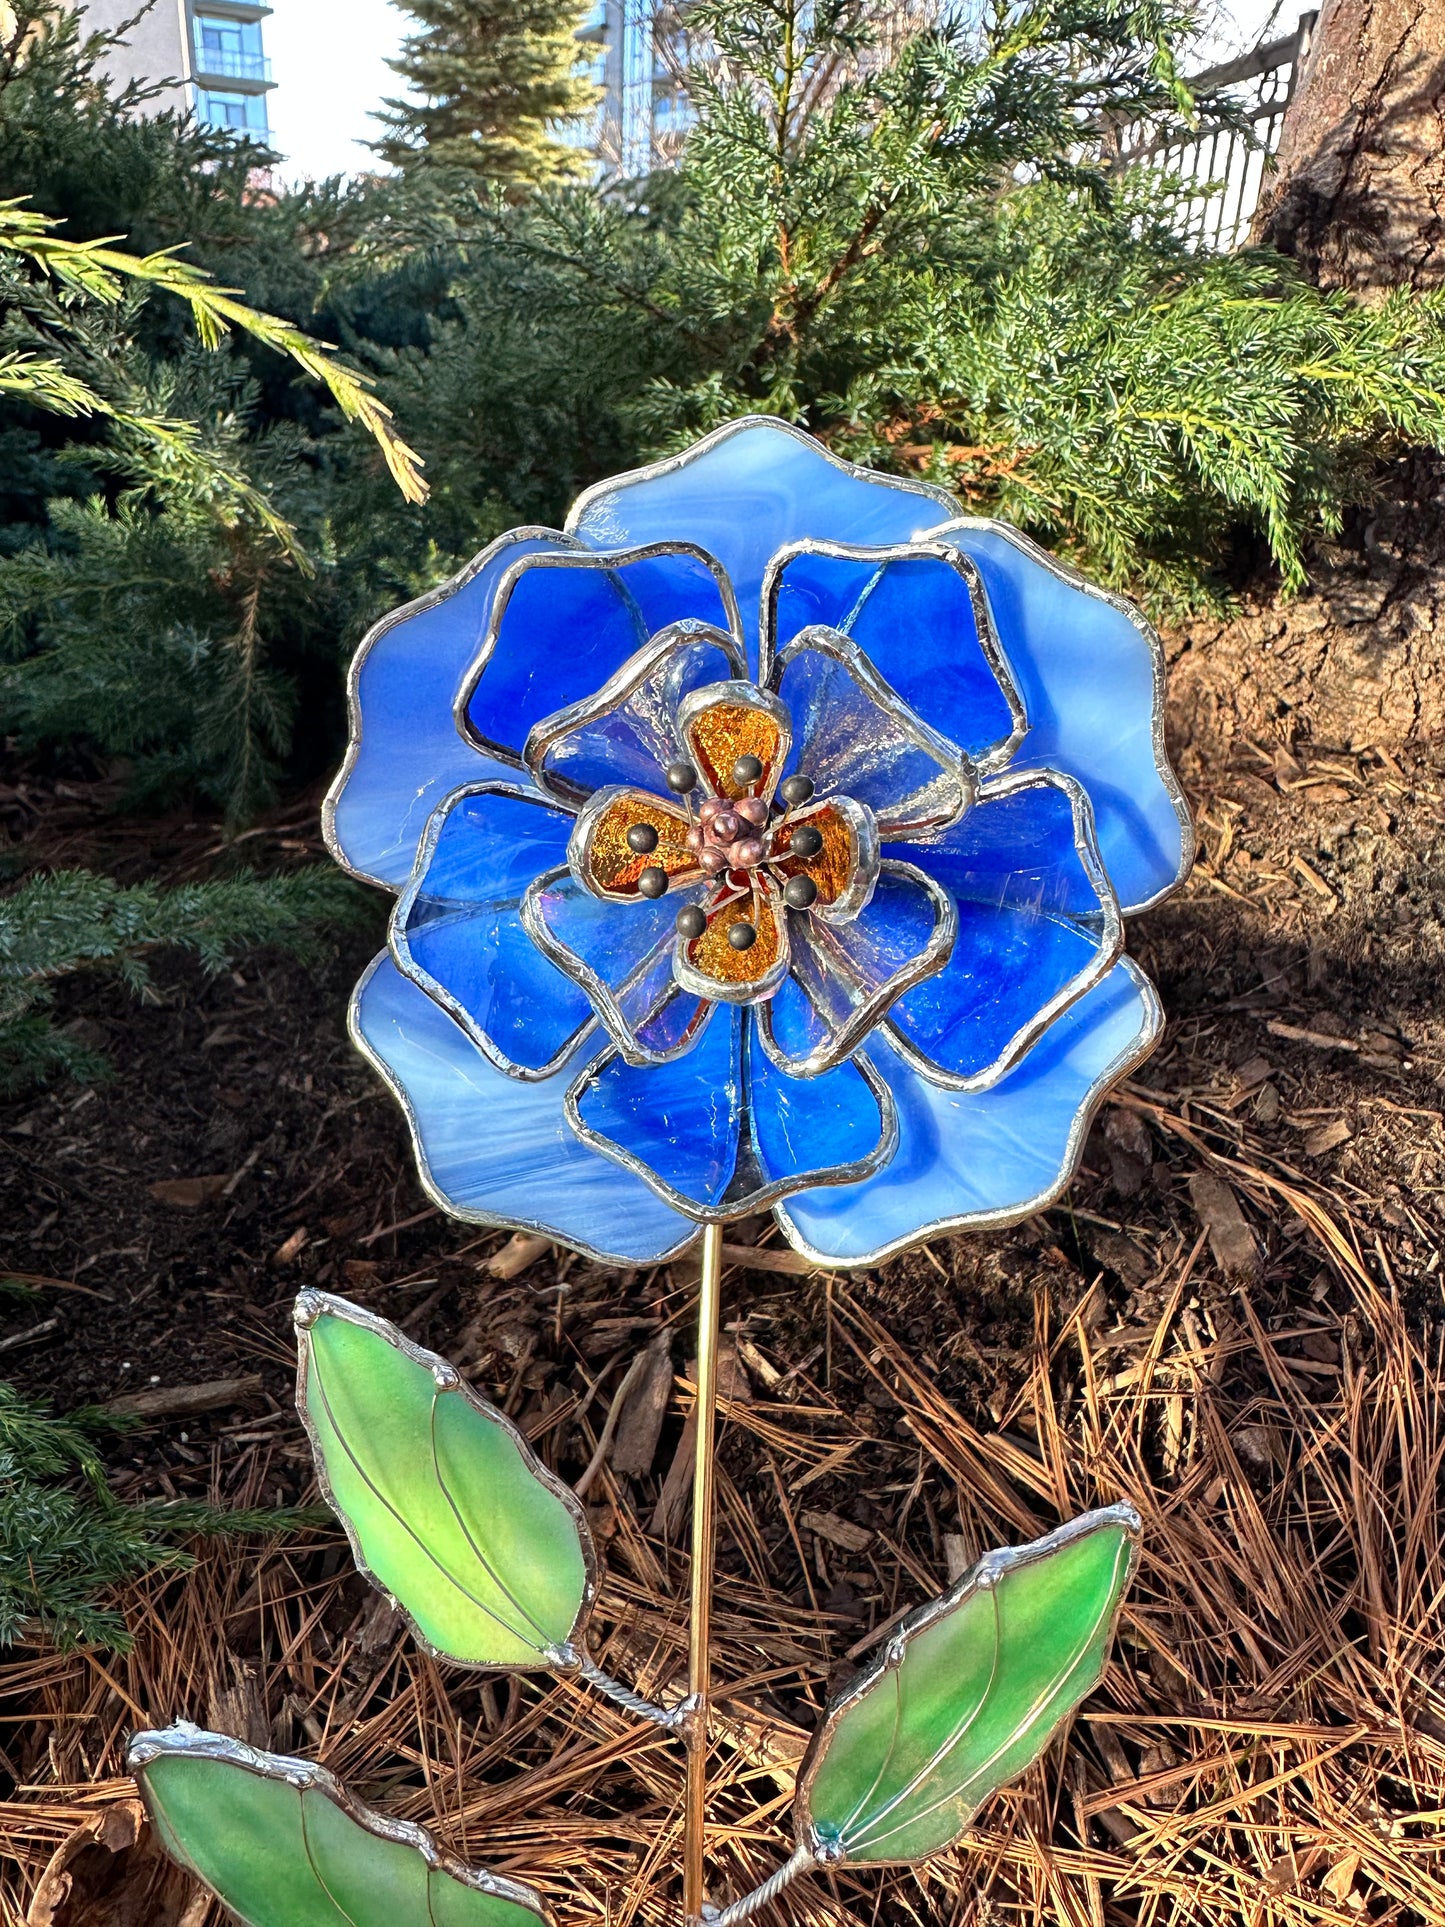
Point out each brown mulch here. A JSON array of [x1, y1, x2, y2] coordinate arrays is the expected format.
[[2, 471, 1444, 1926]]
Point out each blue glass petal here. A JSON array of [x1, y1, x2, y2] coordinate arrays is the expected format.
[[394, 789, 591, 1075], [767, 865, 954, 1073], [745, 1023, 891, 1192], [524, 867, 710, 1059], [774, 958, 1161, 1265], [569, 1006, 743, 1213], [934, 524, 1192, 911], [533, 629, 743, 799], [768, 548, 1019, 765], [775, 636, 964, 834], [889, 777, 1120, 1085], [464, 549, 737, 759], [567, 420, 957, 665], [327, 530, 572, 890], [352, 955, 695, 1264]]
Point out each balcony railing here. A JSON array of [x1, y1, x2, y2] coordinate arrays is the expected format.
[[194, 46, 273, 84]]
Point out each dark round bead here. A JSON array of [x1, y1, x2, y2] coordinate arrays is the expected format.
[[711, 810, 741, 843], [789, 824, 824, 859], [665, 760, 699, 794], [732, 753, 765, 786], [636, 866, 669, 899], [626, 822, 659, 855], [783, 874, 819, 909], [727, 920, 758, 951], [675, 904, 707, 940], [779, 774, 815, 807]]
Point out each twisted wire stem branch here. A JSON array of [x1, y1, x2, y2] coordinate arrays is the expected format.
[[574, 1653, 684, 1729], [703, 1846, 816, 1927]]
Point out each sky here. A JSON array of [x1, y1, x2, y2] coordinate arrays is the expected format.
[[260, 0, 1298, 185], [264, 0, 407, 184]]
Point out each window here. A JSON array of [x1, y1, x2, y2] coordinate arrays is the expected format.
[[194, 14, 269, 83], [196, 88, 270, 138]]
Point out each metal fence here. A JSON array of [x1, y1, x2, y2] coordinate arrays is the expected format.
[[1113, 12, 1316, 251]]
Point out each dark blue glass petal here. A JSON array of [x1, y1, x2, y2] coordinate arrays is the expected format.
[[329, 530, 571, 890], [775, 638, 963, 833], [935, 525, 1191, 911], [394, 789, 591, 1074], [534, 629, 741, 798], [745, 1024, 889, 1190], [769, 549, 1017, 764], [353, 956, 695, 1263], [568, 420, 957, 664], [570, 1007, 743, 1212], [464, 550, 736, 759], [774, 959, 1162, 1265], [890, 778, 1118, 1084]]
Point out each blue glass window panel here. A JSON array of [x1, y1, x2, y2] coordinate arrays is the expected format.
[[537, 630, 740, 797], [775, 642, 962, 832], [572, 1006, 742, 1211], [935, 526, 1190, 911], [745, 1024, 887, 1188], [900, 778, 1107, 917], [398, 792, 590, 1071], [776, 959, 1160, 1264], [771, 550, 1016, 765], [466, 552, 734, 758], [330, 531, 570, 889], [354, 956, 694, 1263], [568, 421, 956, 664]]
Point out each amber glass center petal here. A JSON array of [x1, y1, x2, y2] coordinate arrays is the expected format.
[[571, 787, 700, 900]]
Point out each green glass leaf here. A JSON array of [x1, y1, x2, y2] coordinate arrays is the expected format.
[[294, 1290, 594, 1670], [129, 1723, 551, 1927], [797, 1504, 1140, 1866]]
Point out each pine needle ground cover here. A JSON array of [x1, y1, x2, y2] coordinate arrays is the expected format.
[[1, 481, 1443, 1925]]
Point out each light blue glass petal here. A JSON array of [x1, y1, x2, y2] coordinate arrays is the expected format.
[[569, 1006, 742, 1214], [775, 635, 965, 834], [933, 523, 1193, 911], [774, 958, 1162, 1265], [532, 629, 743, 799], [393, 789, 590, 1076], [352, 954, 695, 1265], [768, 548, 1019, 765], [566, 420, 958, 664], [745, 1023, 891, 1192], [889, 777, 1121, 1086], [463, 550, 737, 759], [523, 867, 710, 1062], [327, 530, 572, 890]]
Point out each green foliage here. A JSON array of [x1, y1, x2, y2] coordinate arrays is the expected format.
[[442, 0, 1445, 603], [0, 864, 368, 1092], [0, 1379, 320, 1648], [375, 0, 600, 184]]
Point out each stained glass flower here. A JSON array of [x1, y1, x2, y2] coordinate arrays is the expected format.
[[325, 418, 1192, 1267]]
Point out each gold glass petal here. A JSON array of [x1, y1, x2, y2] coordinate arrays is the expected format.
[[771, 799, 863, 910], [679, 682, 791, 801], [682, 884, 786, 993], [570, 787, 699, 901]]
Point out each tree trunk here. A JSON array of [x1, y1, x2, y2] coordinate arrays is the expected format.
[[1251, 0, 1445, 292]]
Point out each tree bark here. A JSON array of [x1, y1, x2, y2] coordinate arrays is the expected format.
[[1251, 0, 1445, 292]]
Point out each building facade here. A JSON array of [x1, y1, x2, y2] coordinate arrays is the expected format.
[[76, 0, 275, 143]]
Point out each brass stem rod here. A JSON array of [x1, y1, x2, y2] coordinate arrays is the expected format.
[[684, 1220, 724, 1922]]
